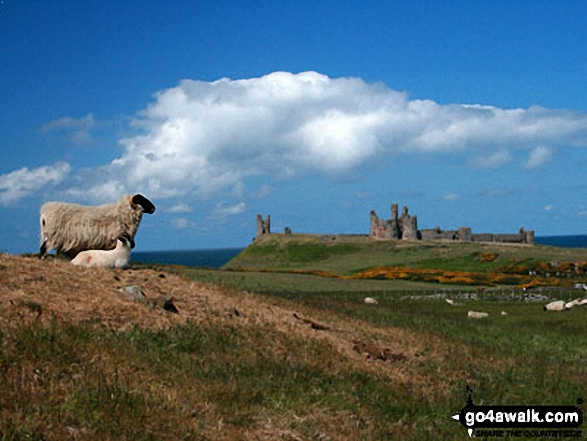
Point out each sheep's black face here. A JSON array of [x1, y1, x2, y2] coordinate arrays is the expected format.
[[131, 194, 156, 214]]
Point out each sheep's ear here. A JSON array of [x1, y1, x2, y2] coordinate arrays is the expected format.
[[131, 194, 156, 214]]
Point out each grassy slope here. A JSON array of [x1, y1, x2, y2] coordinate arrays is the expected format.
[[172, 267, 587, 440], [224, 233, 587, 276]]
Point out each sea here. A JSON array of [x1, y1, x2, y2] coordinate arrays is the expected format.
[[132, 235, 587, 269], [133, 247, 245, 268]]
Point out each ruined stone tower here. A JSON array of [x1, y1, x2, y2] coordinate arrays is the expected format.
[[390, 204, 400, 238], [256, 214, 270, 237], [399, 205, 418, 240], [521, 228, 535, 245], [369, 204, 417, 240]]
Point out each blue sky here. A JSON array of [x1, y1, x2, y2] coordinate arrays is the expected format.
[[2, 0, 587, 253]]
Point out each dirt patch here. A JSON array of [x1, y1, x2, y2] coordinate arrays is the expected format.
[[352, 339, 407, 363]]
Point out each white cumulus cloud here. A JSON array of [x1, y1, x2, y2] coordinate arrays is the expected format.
[[0, 162, 71, 205], [83, 71, 587, 201], [6, 71, 587, 204]]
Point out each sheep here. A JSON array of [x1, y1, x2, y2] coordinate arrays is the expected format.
[[467, 311, 489, 319], [71, 235, 132, 269], [364, 297, 378, 305], [543, 300, 565, 311], [563, 298, 587, 310], [565, 299, 582, 310], [39, 194, 155, 258]]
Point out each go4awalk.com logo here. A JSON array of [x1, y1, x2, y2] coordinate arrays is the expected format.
[[452, 387, 583, 438]]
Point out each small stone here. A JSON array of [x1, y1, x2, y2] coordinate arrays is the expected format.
[[117, 285, 145, 301]]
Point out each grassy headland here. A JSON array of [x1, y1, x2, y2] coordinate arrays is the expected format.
[[224, 233, 587, 288]]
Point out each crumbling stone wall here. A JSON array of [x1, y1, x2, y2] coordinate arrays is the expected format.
[[370, 211, 396, 240], [458, 227, 472, 241], [477, 228, 534, 245], [420, 227, 459, 241]]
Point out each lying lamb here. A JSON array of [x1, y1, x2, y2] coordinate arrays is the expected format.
[[71, 235, 132, 269]]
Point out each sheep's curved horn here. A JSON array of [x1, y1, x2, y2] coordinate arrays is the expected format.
[[131, 194, 156, 214]]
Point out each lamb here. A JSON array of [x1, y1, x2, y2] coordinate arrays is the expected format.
[[467, 311, 489, 319], [39, 194, 155, 258], [543, 300, 565, 311], [71, 235, 132, 269], [364, 297, 378, 304]]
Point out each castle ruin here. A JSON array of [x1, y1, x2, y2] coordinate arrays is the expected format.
[[369, 204, 419, 240], [370, 204, 535, 245], [256, 204, 535, 245]]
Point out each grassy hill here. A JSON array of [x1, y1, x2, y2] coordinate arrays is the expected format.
[[224, 234, 587, 288]]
